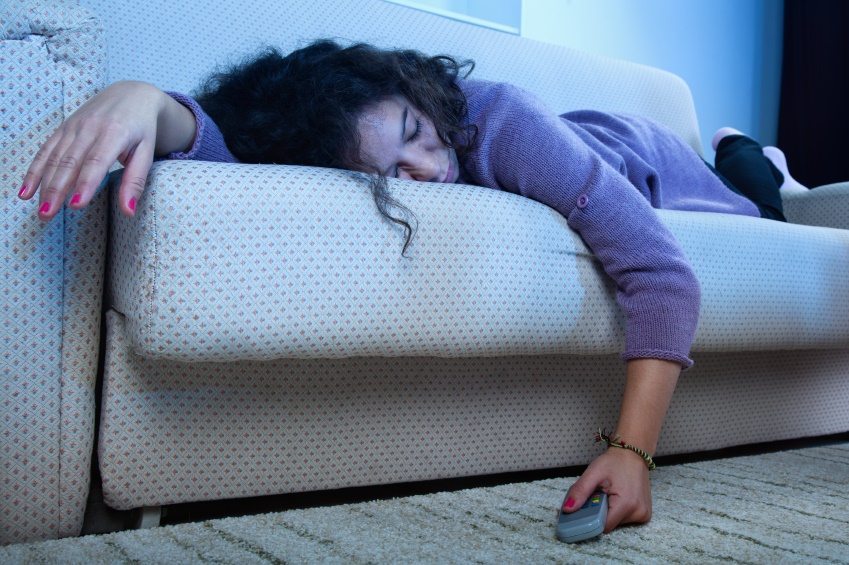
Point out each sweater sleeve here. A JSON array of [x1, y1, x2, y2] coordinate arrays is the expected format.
[[465, 83, 700, 368], [164, 92, 239, 163]]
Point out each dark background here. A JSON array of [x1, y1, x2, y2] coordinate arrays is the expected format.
[[778, 0, 849, 188]]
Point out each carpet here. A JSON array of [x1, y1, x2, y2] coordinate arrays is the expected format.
[[3, 443, 848, 564]]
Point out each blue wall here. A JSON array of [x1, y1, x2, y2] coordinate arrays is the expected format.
[[521, 0, 784, 160]]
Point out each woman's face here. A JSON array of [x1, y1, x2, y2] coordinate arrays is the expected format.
[[356, 95, 459, 184]]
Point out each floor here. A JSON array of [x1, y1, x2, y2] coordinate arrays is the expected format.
[[80, 430, 849, 536]]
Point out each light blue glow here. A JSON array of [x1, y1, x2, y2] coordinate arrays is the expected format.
[[521, 0, 784, 161]]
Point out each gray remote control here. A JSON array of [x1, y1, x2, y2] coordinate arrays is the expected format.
[[556, 491, 607, 543]]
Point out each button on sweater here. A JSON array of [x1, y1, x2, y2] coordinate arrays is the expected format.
[[167, 80, 762, 369]]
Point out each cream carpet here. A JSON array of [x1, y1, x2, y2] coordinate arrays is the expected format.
[[3, 443, 848, 564]]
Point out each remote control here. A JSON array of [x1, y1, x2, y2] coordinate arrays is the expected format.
[[555, 491, 607, 543]]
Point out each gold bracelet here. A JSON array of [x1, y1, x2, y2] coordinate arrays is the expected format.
[[595, 428, 657, 471]]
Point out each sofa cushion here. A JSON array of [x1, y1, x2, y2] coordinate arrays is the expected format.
[[109, 161, 849, 362], [99, 309, 849, 510]]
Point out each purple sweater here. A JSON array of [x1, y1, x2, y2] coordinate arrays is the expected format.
[[168, 81, 761, 368]]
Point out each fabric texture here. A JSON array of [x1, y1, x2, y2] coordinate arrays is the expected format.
[[100, 310, 849, 510], [107, 159, 849, 363], [782, 181, 849, 229], [1, 0, 107, 544]]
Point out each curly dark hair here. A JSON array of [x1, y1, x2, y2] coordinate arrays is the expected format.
[[194, 39, 476, 255]]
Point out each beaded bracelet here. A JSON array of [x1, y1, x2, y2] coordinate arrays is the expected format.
[[595, 428, 657, 471]]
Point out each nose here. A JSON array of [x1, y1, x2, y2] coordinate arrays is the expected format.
[[397, 147, 441, 182]]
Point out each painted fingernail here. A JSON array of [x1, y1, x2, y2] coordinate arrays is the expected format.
[[18, 184, 28, 198], [128, 197, 137, 212], [70, 193, 82, 206], [565, 498, 575, 509], [39, 202, 50, 215]]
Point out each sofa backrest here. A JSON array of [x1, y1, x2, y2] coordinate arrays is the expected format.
[[79, 0, 704, 154]]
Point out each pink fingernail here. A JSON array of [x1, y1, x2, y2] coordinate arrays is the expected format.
[[39, 202, 50, 215], [565, 498, 575, 509], [18, 184, 28, 198], [70, 193, 82, 206], [128, 197, 137, 212]]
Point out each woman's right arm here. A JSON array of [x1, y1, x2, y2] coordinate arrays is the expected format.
[[19, 80, 197, 220]]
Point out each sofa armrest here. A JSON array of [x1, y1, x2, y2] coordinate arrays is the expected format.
[[1, 1, 106, 544], [109, 161, 849, 363], [782, 182, 849, 230]]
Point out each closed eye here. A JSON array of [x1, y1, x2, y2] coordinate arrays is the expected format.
[[394, 118, 423, 177], [408, 118, 422, 142]]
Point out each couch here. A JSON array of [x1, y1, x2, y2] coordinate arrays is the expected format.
[[2, 1, 107, 543], [3, 0, 849, 544]]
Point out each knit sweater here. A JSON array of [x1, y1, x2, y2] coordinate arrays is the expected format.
[[167, 81, 762, 368]]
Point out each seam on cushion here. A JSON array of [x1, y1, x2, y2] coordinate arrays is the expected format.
[[149, 180, 158, 352], [51, 29, 68, 536], [51, 33, 68, 538]]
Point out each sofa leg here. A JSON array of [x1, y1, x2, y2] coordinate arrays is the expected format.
[[136, 506, 162, 529]]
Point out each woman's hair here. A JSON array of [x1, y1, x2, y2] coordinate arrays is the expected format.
[[195, 39, 476, 255]]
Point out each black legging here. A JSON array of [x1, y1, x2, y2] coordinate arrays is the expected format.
[[706, 135, 787, 222]]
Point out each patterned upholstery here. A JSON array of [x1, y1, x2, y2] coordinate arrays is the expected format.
[[783, 181, 849, 229], [109, 162, 849, 362], [66, 0, 849, 512], [101, 311, 849, 510], [1, 1, 106, 544]]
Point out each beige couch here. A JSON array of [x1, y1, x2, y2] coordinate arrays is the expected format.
[[3, 0, 849, 543]]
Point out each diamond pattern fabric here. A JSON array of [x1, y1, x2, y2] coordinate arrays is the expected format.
[[100, 310, 849, 509], [108, 162, 617, 361], [1, 1, 106, 544], [783, 181, 849, 229], [108, 162, 849, 362]]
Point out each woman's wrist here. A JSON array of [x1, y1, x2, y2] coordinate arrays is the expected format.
[[597, 429, 657, 470], [612, 426, 660, 457], [602, 441, 653, 469], [154, 86, 198, 156]]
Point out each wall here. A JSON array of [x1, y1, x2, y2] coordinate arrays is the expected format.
[[521, 0, 784, 160]]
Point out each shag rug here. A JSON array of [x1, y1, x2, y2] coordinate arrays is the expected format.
[[3, 443, 848, 564]]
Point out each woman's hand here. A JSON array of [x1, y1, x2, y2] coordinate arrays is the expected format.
[[561, 358, 680, 533], [562, 447, 652, 532], [18, 80, 196, 219]]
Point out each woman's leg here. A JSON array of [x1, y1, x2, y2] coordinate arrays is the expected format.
[[712, 129, 787, 222]]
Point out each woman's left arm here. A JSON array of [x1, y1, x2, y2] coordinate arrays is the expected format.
[[463, 81, 696, 532], [562, 358, 681, 531]]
